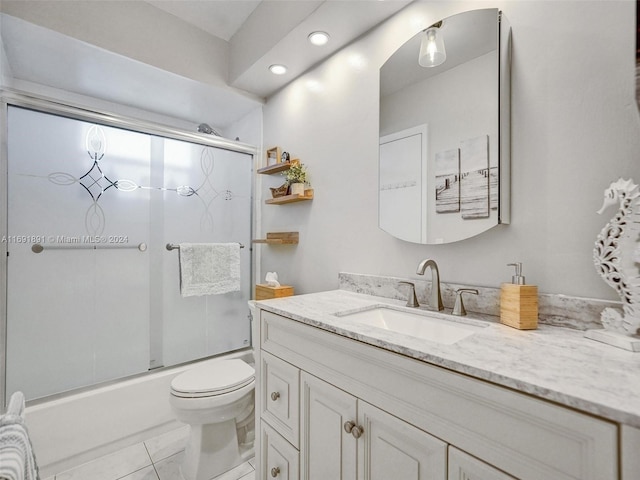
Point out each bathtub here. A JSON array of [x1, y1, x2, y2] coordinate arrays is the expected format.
[[25, 348, 254, 478]]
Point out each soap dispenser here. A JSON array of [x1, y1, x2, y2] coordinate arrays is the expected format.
[[500, 262, 538, 330]]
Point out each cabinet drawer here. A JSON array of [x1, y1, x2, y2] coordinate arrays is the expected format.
[[261, 421, 299, 480], [262, 350, 300, 447]]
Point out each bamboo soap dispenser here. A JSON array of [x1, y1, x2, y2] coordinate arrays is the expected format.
[[500, 262, 538, 330]]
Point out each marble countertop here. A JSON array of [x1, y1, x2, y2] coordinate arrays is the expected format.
[[255, 289, 640, 428]]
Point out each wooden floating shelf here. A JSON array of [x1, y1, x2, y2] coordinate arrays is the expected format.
[[257, 162, 292, 175], [253, 232, 299, 245], [265, 190, 313, 205]]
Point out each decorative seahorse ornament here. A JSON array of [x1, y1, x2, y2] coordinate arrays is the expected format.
[[593, 178, 640, 336]]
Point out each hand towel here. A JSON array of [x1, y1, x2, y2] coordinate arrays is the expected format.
[[179, 243, 241, 297], [0, 392, 40, 480]]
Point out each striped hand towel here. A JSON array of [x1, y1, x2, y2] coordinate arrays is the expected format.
[[0, 392, 39, 480]]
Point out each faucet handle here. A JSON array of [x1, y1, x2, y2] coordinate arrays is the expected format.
[[453, 288, 479, 316], [398, 281, 419, 308]]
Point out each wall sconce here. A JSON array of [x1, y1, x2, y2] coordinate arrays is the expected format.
[[418, 21, 446, 68]]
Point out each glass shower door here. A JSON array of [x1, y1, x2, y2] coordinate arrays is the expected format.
[[160, 139, 252, 367], [5, 106, 253, 402], [6, 106, 151, 400]]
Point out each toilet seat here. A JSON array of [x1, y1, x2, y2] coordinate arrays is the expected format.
[[171, 359, 255, 398]]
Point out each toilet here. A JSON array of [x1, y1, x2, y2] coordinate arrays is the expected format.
[[169, 358, 255, 480]]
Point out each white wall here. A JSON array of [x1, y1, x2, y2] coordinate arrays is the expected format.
[[261, 0, 640, 300]]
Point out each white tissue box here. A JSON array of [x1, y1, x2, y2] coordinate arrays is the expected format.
[[255, 284, 294, 300]]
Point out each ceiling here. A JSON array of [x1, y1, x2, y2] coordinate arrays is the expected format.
[[0, 0, 411, 129], [142, 0, 412, 98], [145, 0, 262, 42]]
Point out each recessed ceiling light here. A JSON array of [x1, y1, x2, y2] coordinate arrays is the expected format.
[[308, 31, 330, 46], [269, 64, 287, 75]]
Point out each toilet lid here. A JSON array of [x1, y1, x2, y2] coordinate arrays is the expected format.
[[171, 359, 255, 397]]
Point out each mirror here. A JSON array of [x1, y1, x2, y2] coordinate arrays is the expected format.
[[379, 9, 510, 244]]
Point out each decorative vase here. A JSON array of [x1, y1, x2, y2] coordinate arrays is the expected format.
[[290, 183, 305, 196]]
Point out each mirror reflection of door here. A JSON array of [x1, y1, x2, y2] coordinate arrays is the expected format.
[[379, 125, 428, 243]]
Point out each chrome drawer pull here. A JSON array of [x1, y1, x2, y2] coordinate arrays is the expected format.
[[271, 466, 280, 477], [270, 391, 280, 401]]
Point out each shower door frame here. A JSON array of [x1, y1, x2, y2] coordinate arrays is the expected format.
[[0, 88, 258, 408]]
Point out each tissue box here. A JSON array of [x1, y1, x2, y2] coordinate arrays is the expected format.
[[255, 284, 294, 300]]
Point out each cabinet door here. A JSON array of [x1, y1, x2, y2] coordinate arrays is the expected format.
[[448, 447, 515, 480], [261, 421, 299, 480], [300, 372, 357, 480], [358, 401, 447, 480]]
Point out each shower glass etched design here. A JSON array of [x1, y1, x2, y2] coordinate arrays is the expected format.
[[5, 106, 253, 402]]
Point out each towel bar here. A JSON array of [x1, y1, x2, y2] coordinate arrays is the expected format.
[[166, 243, 245, 251], [31, 243, 147, 253]]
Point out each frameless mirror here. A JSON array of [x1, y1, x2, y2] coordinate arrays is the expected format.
[[379, 8, 510, 244]]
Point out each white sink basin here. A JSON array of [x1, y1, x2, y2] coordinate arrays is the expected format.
[[335, 306, 487, 345]]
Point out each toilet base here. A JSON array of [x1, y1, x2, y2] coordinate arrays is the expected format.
[[181, 420, 241, 480]]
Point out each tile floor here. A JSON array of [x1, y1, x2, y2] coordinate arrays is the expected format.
[[43, 425, 255, 480]]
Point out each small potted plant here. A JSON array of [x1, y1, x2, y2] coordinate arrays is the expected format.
[[283, 162, 309, 196]]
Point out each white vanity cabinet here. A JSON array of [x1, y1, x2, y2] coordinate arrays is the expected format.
[[257, 309, 620, 480]]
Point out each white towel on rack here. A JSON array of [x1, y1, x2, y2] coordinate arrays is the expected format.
[[179, 243, 241, 297], [0, 392, 39, 480]]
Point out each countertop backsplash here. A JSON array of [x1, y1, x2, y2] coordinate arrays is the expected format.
[[338, 272, 619, 331]]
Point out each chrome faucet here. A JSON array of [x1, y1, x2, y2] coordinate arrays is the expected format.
[[416, 259, 444, 311]]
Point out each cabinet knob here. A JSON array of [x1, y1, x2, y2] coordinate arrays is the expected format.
[[344, 421, 364, 438], [343, 420, 355, 433], [271, 466, 280, 477], [270, 391, 280, 401]]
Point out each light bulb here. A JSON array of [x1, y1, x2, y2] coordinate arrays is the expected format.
[[418, 26, 446, 68]]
